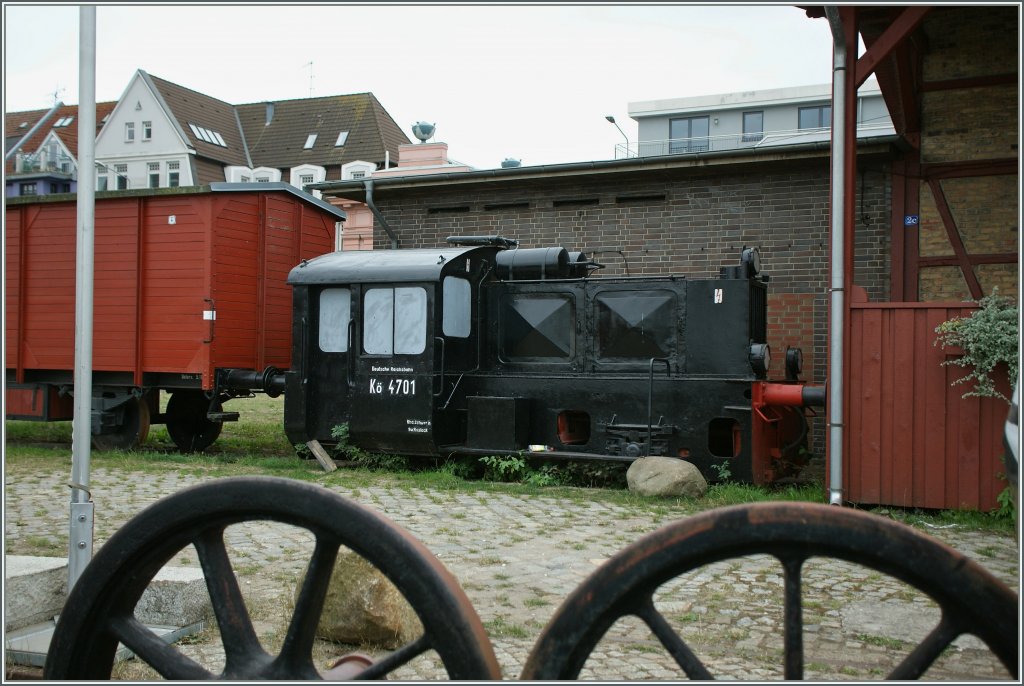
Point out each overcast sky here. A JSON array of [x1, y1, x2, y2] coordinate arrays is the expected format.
[[3, 3, 840, 169]]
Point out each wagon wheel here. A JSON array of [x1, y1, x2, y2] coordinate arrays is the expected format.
[[166, 390, 223, 453], [92, 396, 151, 451], [520, 501, 1018, 681], [44, 477, 501, 681]]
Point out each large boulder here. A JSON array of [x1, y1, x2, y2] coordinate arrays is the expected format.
[[298, 549, 422, 648], [627, 456, 708, 498]]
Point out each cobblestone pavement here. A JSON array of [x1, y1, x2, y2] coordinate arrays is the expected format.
[[4, 463, 1019, 681]]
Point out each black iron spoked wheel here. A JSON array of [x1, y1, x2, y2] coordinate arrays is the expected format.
[[520, 501, 1018, 681], [92, 396, 151, 451], [43, 476, 501, 680], [166, 390, 223, 453]]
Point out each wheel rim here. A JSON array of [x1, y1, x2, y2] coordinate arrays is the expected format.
[[43, 476, 501, 680], [92, 396, 150, 451], [519, 501, 1019, 680], [166, 390, 223, 453]]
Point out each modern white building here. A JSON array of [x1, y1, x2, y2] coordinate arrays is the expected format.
[[624, 80, 893, 158]]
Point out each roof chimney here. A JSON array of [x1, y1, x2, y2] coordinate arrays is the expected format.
[[265, 102, 274, 126]]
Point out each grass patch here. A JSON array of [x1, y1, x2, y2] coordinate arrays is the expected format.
[[482, 617, 529, 639], [856, 633, 907, 650]]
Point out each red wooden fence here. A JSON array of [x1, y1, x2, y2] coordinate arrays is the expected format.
[[844, 290, 1012, 511]]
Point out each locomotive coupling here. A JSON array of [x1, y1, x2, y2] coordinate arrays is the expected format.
[[755, 382, 826, 409], [218, 366, 287, 398]]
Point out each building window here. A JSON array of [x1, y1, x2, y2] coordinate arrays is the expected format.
[[742, 111, 764, 142], [351, 171, 366, 179], [148, 162, 160, 188], [256, 176, 270, 183], [98, 176, 108, 191], [20, 182, 38, 196], [300, 174, 314, 185], [187, 123, 227, 147], [142, 121, 152, 141], [241, 175, 251, 183], [304, 134, 318, 149], [115, 164, 128, 190], [62, 183, 71, 193], [168, 161, 180, 187], [50, 183, 58, 193], [669, 116, 710, 154], [125, 122, 135, 142], [798, 105, 831, 130], [335, 131, 349, 147]]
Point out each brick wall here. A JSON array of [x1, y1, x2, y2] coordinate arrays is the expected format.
[[916, 6, 1019, 301]]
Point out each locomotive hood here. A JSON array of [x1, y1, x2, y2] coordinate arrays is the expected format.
[[287, 245, 500, 285]]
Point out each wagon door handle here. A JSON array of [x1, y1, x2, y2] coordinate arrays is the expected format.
[[346, 319, 355, 387], [434, 337, 446, 397], [203, 299, 216, 343]]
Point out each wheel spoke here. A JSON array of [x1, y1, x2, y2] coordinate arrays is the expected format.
[[637, 599, 712, 680], [354, 634, 433, 680], [887, 614, 960, 680], [273, 537, 341, 675], [781, 556, 805, 680], [193, 528, 266, 668], [109, 614, 213, 679]]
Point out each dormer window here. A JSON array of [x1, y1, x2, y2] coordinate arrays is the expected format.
[[53, 116, 75, 127], [335, 131, 349, 147], [304, 134, 318, 149]]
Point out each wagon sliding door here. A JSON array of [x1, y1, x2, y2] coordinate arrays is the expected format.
[[349, 284, 437, 455]]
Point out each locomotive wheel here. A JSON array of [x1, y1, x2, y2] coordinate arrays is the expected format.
[[43, 476, 501, 680], [520, 501, 1018, 681], [166, 390, 223, 453], [92, 396, 151, 451]]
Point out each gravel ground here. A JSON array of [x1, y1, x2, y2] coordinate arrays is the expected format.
[[4, 462, 1019, 681]]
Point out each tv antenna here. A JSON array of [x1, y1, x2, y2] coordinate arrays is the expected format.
[[50, 85, 66, 106], [304, 61, 314, 97]]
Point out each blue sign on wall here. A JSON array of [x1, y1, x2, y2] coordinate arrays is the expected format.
[[904, 215, 919, 226]]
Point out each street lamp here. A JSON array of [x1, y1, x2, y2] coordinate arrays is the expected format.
[[605, 115, 630, 158]]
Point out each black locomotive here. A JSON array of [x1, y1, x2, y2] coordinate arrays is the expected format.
[[283, 237, 822, 484]]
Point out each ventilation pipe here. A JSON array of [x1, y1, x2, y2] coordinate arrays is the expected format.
[[363, 178, 398, 249], [825, 5, 846, 507]]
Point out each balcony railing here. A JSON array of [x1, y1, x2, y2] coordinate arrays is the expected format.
[[13, 151, 76, 176], [614, 122, 896, 159]]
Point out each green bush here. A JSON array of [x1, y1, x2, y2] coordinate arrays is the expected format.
[[934, 290, 1018, 401], [480, 454, 528, 482]]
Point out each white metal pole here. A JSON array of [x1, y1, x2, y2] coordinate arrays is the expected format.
[[69, 4, 97, 592], [825, 5, 846, 507]]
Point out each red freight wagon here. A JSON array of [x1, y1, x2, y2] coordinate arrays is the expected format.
[[5, 183, 344, 451]]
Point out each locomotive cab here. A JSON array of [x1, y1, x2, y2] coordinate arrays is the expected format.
[[285, 243, 502, 455]]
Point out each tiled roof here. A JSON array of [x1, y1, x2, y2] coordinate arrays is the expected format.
[[4, 102, 116, 175], [235, 92, 410, 170], [145, 73, 250, 167], [5, 107, 53, 155]]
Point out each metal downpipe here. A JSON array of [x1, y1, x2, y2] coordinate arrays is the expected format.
[[363, 178, 399, 249], [825, 5, 846, 506]]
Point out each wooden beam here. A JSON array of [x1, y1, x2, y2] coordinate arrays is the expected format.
[[918, 253, 1017, 267], [920, 158, 1019, 180], [921, 73, 1019, 92], [306, 439, 338, 472], [925, 178, 984, 300], [855, 6, 931, 87]]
